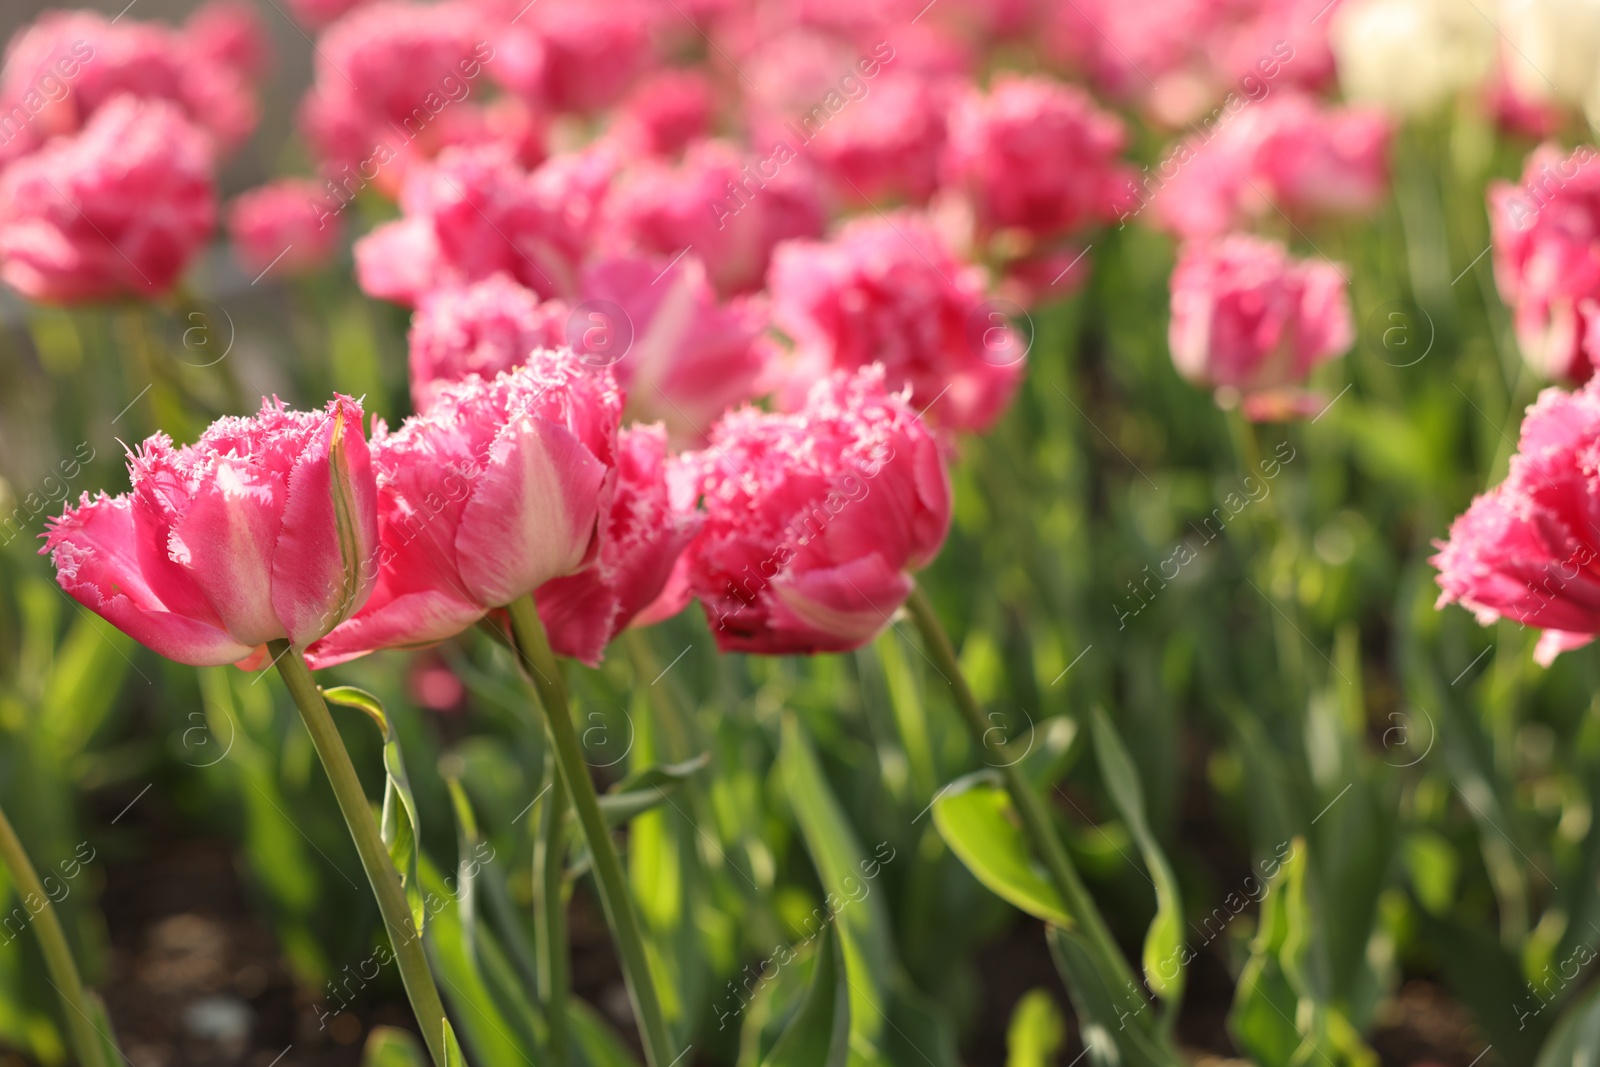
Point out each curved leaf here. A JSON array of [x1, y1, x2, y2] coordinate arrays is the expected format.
[[932, 773, 1071, 928], [761, 924, 849, 1067]]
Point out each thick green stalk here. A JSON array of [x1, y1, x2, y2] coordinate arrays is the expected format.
[[0, 804, 108, 1067], [903, 585, 1177, 1061], [269, 641, 451, 1067], [533, 750, 570, 1062], [505, 597, 675, 1067]]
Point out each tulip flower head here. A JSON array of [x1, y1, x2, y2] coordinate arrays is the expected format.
[[309, 350, 623, 664], [1434, 377, 1600, 665], [228, 178, 344, 280], [681, 366, 952, 655], [44, 397, 379, 666]]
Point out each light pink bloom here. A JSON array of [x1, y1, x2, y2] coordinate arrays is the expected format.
[[185, 0, 272, 85], [1433, 378, 1600, 665], [0, 95, 216, 303], [680, 366, 952, 655], [807, 73, 949, 206], [608, 68, 717, 157], [1, 9, 258, 154], [308, 353, 621, 664], [1167, 235, 1352, 413], [943, 74, 1133, 244], [487, 0, 656, 113], [1489, 143, 1600, 383], [580, 253, 770, 440], [603, 138, 827, 296], [356, 143, 614, 306], [408, 273, 569, 411], [44, 397, 379, 667], [228, 178, 342, 280], [768, 213, 1023, 433], [297, 1, 493, 180], [536, 423, 702, 664]]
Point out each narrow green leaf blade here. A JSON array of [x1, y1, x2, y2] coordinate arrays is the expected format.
[[761, 924, 850, 1067]]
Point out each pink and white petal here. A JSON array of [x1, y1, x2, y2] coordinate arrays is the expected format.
[[1534, 629, 1594, 666], [767, 553, 913, 654], [170, 458, 282, 646], [457, 415, 607, 607], [305, 589, 486, 668]]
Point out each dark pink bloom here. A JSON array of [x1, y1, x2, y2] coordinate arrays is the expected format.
[[356, 143, 614, 306], [680, 366, 952, 655], [536, 423, 701, 664], [309, 353, 621, 664], [580, 253, 770, 440], [1, 9, 257, 154], [407, 273, 568, 411], [768, 213, 1023, 433], [298, 1, 494, 180], [0, 95, 216, 303], [806, 73, 949, 206], [228, 178, 342, 280], [603, 138, 826, 296], [1489, 143, 1600, 383], [1167, 235, 1352, 412], [1433, 378, 1600, 665], [608, 68, 717, 157], [185, 0, 272, 85], [44, 397, 379, 667], [943, 74, 1132, 244]]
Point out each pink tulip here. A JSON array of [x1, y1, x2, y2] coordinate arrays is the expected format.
[[308, 352, 622, 665], [1489, 143, 1600, 383], [603, 138, 827, 296], [408, 273, 569, 412], [768, 212, 1024, 433], [1434, 378, 1600, 665], [1168, 235, 1352, 414], [806, 73, 950, 206], [185, 0, 272, 85], [297, 1, 494, 182], [608, 68, 717, 157], [228, 178, 343, 280], [1, 9, 258, 155], [0, 95, 216, 304], [943, 74, 1133, 243], [43, 397, 379, 667], [356, 143, 614, 306], [580, 253, 770, 441], [485, 0, 656, 113], [535, 424, 702, 664], [680, 366, 951, 655], [1152, 92, 1391, 239]]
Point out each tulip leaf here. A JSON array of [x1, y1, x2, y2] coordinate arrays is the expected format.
[[931, 772, 1072, 928], [1089, 707, 1184, 1004], [760, 924, 850, 1067], [1535, 980, 1600, 1067], [1046, 927, 1171, 1067], [1004, 989, 1066, 1067], [361, 1027, 428, 1066], [322, 685, 425, 935], [598, 752, 711, 826], [570, 998, 644, 1067], [443, 1017, 466, 1067]]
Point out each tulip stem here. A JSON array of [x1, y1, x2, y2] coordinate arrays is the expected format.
[[533, 749, 570, 1062], [903, 586, 1166, 1048], [0, 802, 111, 1067], [269, 642, 452, 1067], [506, 596, 675, 1067]]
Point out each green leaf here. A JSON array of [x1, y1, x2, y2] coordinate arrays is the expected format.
[[1045, 928, 1171, 1067], [932, 773, 1071, 928], [322, 686, 426, 935], [443, 1017, 467, 1067], [761, 924, 849, 1067], [570, 998, 644, 1067], [1090, 708, 1184, 1003], [778, 715, 897, 1064], [361, 1026, 429, 1067], [598, 752, 711, 826], [1535, 979, 1600, 1067], [1005, 989, 1065, 1067]]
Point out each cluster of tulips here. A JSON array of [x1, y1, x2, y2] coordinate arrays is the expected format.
[[12, 0, 1600, 1060]]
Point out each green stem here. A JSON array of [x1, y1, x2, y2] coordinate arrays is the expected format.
[[0, 804, 109, 1067], [533, 749, 570, 1062], [506, 597, 675, 1067], [269, 641, 451, 1067], [903, 585, 1177, 1060]]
